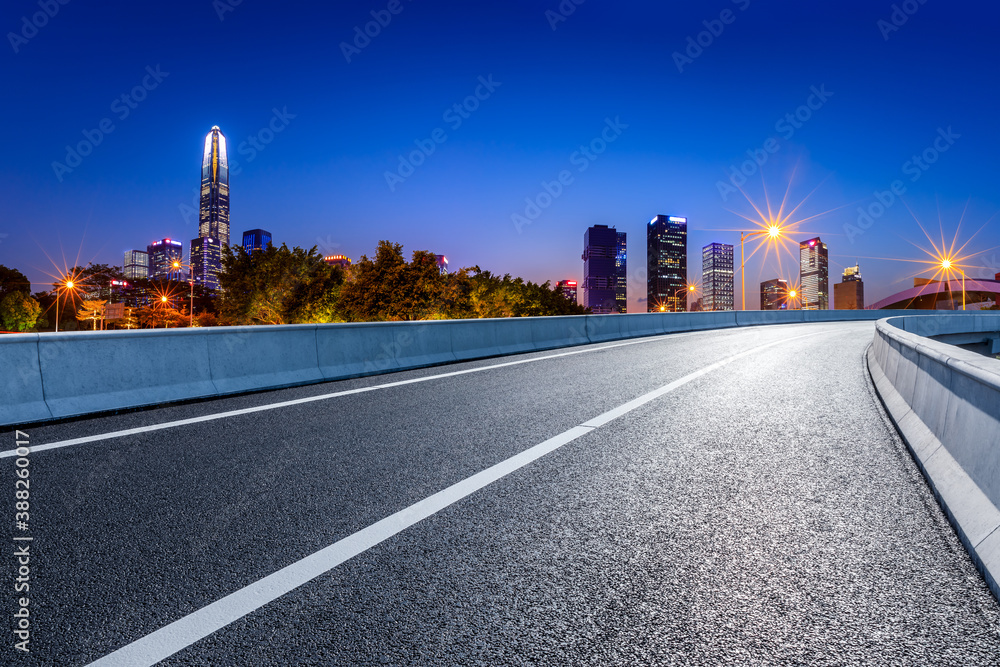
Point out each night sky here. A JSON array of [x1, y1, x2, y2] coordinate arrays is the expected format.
[[3, 0, 999, 310]]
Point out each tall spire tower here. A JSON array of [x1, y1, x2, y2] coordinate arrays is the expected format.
[[190, 126, 229, 291]]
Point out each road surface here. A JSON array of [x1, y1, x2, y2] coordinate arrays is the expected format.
[[3, 321, 999, 665]]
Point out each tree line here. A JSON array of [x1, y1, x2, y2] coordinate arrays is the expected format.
[[0, 240, 585, 331], [217, 241, 586, 324]]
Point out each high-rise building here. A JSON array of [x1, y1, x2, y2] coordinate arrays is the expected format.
[[147, 239, 183, 281], [583, 225, 626, 314], [190, 237, 221, 289], [647, 215, 688, 312], [242, 229, 272, 254], [800, 237, 829, 310], [323, 255, 352, 269], [123, 250, 149, 281], [435, 255, 449, 274], [702, 242, 734, 311], [191, 126, 230, 291], [760, 278, 789, 310], [615, 232, 627, 313], [556, 280, 578, 304], [835, 263, 865, 310]]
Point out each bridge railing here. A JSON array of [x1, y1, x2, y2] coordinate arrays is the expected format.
[[869, 313, 1000, 600], [0, 309, 932, 427]]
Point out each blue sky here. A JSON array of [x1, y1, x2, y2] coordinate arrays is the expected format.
[[2, 0, 999, 310]]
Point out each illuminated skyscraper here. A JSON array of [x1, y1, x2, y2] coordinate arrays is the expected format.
[[583, 225, 626, 314], [123, 250, 149, 280], [556, 280, 578, 304], [799, 237, 829, 310], [647, 215, 687, 312], [242, 229, 271, 254], [835, 263, 865, 309], [191, 126, 229, 291], [147, 239, 183, 281], [702, 242, 734, 311], [615, 232, 627, 313], [760, 278, 789, 310], [435, 255, 449, 274], [191, 237, 221, 290]]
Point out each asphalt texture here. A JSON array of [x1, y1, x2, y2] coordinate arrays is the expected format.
[[3, 321, 999, 665]]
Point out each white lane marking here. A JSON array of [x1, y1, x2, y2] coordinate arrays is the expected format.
[[85, 330, 824, 667], [0, 330, 712, 459]]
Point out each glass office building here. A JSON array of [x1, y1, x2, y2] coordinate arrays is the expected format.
[[242, 229, 272, 254], [146, 239, 183, 281], [702, 242, 734, 311], [583, 225, 626, 314], [191, 126, 230, 291], [800, 237, 829, 310], [647, 215, 688, 312]]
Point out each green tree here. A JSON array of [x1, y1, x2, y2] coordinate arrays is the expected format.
[[218, 244, 345, 325], [108, 307, 139, 330], [194, 312, 219, 327], [0, 291, 42, 332], [338, 242, 453, 321], [0, 265, 31, 300], [76, 300, 107, 330], [136, 304, 184, 328]]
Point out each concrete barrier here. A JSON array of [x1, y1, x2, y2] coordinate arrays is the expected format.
[[0, 334, 51, 425], [37, 329, 216, 419], [316, 322, 402, 379], [868, 314, 1000, 600], [206, 325, 323, 394], [586, 313, 626, 342], [0, 308, 944, 427], [394, 321, 458, 368]]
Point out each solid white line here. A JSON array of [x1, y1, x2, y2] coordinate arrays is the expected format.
[[0, 332, 704, 459], [84, 330, 824, 667]]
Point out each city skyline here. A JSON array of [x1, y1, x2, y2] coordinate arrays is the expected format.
[[3, 2, 1000, 311]]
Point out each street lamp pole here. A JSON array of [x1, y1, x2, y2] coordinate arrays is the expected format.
[[941, 259, 967, 311], [670, 285, 697, 312], [739, 225, 784, 311], [171, 260, 195, 326], [961, 270, 966, 310], [54, 279, 75, 333]]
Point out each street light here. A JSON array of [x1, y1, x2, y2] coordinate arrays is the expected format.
[[54, 278, 78, 333], [171, 259, 195, 326], [740, 224, 783, 310], [670, 284, 697, 312], [941, 259, 966, 310]]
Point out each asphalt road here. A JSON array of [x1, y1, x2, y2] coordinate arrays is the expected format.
[[3, 322, 999, 665]]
